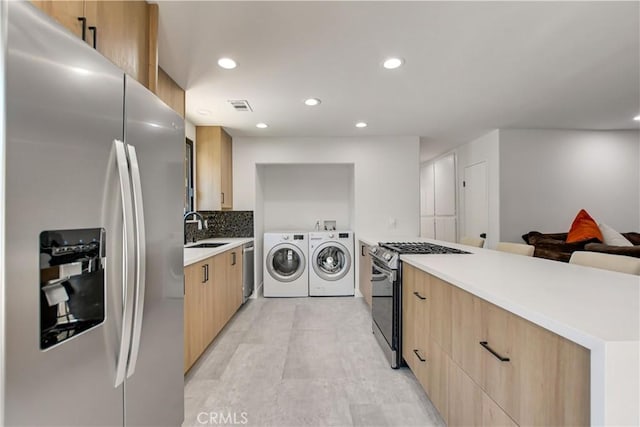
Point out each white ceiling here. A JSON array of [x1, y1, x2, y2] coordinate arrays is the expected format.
[[157, 1, 640, 158]]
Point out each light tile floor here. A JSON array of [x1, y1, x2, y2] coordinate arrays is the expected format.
[[184, 297, 445, 427]]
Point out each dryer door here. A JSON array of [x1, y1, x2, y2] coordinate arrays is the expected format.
[[267, 244, 306, 282], [312, 242, 352, 281]]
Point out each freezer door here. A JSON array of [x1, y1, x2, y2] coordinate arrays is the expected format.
[[122, 76, 185, 426], [5, 2, 127, 426]]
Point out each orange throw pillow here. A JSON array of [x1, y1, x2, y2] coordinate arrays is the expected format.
[[566, 209, 603, 243]]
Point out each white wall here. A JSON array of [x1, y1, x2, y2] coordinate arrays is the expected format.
[[233, 136, 421, 291], [185, 120, 196, 142], [499, 129, 640, 242], [263, 163, 354, 231], [456, 130, 501, 249]]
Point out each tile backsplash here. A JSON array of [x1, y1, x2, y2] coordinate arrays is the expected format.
[[185, 210, 253, 243]]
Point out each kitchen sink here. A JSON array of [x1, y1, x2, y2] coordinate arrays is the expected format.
[[186, 242, 228, 249]]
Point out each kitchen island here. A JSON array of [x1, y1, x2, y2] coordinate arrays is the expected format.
[[361, 237, 639, 426]]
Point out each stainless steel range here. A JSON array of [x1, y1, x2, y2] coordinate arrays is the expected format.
[[370, 242, 470, 368]]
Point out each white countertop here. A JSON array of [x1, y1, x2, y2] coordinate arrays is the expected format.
[[184, 237, 254, 267], [361, 235, 639, 425]]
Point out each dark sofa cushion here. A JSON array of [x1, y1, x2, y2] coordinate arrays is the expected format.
[[584, 243, 640, 258], [521, 231, 620, 263], [622, 232, 640, 246]]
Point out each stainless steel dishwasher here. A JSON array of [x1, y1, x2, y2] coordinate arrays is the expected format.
[[242, 242, 255, 303]]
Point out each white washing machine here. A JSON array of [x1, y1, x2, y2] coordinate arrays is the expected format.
[[308, 231, 355, 296], [263, 232, 309, 297]]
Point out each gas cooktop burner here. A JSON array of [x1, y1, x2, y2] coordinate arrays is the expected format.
[[379, 242, 470, 255]]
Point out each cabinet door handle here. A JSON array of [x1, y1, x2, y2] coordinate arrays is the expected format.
[[479, 341, 510, 362], [413, 349, 426, 362], [231, 252, 236, 266], [201, 265, 207, 283], [361, 245, 365, 257], [88, 25, 97, 49], [413, 291, 426, 300], [221, 192, 225, 204], [77, 17, 87, 41]]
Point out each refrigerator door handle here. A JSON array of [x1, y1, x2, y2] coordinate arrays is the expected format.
[[126, 144, 147, 378], [114, 139, 136, 388]]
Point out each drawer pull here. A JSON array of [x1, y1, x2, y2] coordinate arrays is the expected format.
[[413, 291, 426, 300], [413, 349, 426, 362], [479, 341, 510, 362]]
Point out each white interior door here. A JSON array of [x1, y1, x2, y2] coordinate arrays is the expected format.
[[435, 217, 457, 242], [463, 162, 489, 242], [420, 216, 435, 238]]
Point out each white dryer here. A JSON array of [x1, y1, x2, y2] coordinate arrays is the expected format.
[[263, 232, 309, 297], [308, 231, 355, 296]]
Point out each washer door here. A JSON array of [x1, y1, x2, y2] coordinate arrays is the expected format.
[[312, 242, 352, 281], [267, 243, 306, 282]]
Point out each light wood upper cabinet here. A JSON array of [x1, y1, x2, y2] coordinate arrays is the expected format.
[[157, 67, 185, 118], [32, 1, 151, 87], [30, 0, 186, 117], [196, 126, 233, 211], [31, 1, 85, 38], [84, 1, 150, 87], [358, 242, 372, 307], [220, 129, 233, 210]]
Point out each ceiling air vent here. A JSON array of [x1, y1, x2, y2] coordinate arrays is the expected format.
[[228, 100, 253, 112]]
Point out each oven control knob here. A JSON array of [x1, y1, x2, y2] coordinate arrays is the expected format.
[[282, 235, 289, 240], [384, 253, 392, 261], [371, 247, 377, 254], [328, 233, 335, 238]]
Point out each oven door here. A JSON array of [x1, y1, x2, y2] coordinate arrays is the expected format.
[[371, 258, 396, 351]]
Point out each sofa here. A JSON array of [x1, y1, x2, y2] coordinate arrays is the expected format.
[[522, 231, 640, 262]]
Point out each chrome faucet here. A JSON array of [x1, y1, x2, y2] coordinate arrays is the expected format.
[[183, 211, 207, 244]]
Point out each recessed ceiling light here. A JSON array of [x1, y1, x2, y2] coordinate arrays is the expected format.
[[197, 109, 212, 116], [634, 115, 640, 121], [383, 58, 404, 69], [256, 123, 268, 129], [355, 122, 368, 128], [304, 98, 321, 106], [217, 57, 237, 69]]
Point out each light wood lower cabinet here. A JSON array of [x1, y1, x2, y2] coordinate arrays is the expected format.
[[358, 242, 372, 307], [448, 360, 517, 427], [403, 264, 590, 426], [184, 247, 244, 373], [184, 258, 208, 372]]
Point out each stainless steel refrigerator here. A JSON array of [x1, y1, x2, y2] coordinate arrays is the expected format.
[[2, 2, 184, 425]]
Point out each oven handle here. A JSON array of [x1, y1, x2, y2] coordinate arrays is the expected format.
[[371, 262, 396, 282]]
